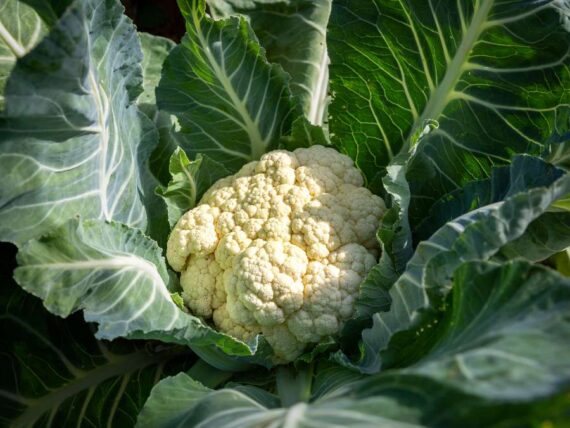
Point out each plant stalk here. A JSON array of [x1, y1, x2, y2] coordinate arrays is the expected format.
[[275, 362, 315, 408]]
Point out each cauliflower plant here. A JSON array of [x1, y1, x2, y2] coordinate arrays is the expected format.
[[167, 145, 386, 362]]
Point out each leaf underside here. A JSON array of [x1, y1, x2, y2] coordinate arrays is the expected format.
[[0, 0, 154, 245]]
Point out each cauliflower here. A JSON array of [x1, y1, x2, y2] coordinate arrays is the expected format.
[[166, 146, 386, 362]]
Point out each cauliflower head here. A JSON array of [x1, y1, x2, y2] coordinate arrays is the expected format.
[[166, 145, 386, 362]]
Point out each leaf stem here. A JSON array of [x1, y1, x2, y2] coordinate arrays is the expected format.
[[275, 362, 314, 407], [405, 0, 494, 150]]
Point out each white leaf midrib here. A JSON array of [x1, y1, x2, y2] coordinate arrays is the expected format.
[[0, 19, 25, 57], [406, 0, 495, 146], [10, 348, 172, 428], [308, 47, 329, 126], [88, 65, 112, 221], [192, 9, 267, 160], [31, 255, 171, 300], [181, 163, 198, 208]]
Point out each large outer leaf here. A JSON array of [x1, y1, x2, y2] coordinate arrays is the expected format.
[[137, 374, 439, 428], [340, 164, 570, 373], [355, 156, 569, 320], [544, 131, 570, 172], [137, 373, 279, 428], [398, 261, 570, 400], [0, 0, 155, 246], [14, 219, 255, 356], [345, 260, 570, 420], [139, 260, 570, 428], [414, 156, 570, 262], [347, 375, 570, 428], [414, 155, 570, 243], [208, 0, 332, 125], [157, 0, 295, 172], [0, 242, 195, 428], [328, 0, 570, 193], [0, 0, 46, 109]]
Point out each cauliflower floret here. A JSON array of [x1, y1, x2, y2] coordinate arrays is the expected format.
[[166, 205, 219, 271], [255, 150, 298, 185], [262, 324, 307, 363], [226, 240, 307, 327], [213, 304, 259, 342], [288, 244, 376, 343], [294, 145, 363, 187], [180, 255, 224, 318], [166, 146, 386, 362], [215, 230, 252, 269], [337, 185, 386, 249]]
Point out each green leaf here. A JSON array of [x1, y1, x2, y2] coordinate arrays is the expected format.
[[497, 212, 570, 263], [352, 156, 569, 336], [338, 168, 570, 373], [0, 0, 47, 109], [156, 148, 231, 227], [409, 155, 570, 263], [353, 262, 570, 425], [19, 0, 72, 26], [328, 0, 570, 194], [138, 114, 171, 249], [349, 150, 414, 321], [157, 0, 295, 172], [310, 361, 363, 401], [140, 260, 570, 427], [280, 116, 330, 151], [549, 248, 570, 277], [342, 374, 570, 428], [137, 373, 278, 428], [14, 218, 255, 356], [0, 244, 195, 428], [132, 32, 178, 247], [170, 292, 187, 311], [147, 111, 183, 185], [414, 155, 568, 240], [275, 363, 313, 407], [208, 0, 332, 125], [139, 33, 176, 110], [226, 384, 280, 409], [296, 337, 337, 365], [0, 0, 156, 246], [137, 32, 181, 190], [189, 343, 258, 372], [543, 131, 570, 172], [396, 261, 570, 401], [185, 359, 234, 389], [139, 372, 431, 428]]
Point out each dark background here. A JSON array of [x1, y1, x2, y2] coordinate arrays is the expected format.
[[123, 0, 186, 41]]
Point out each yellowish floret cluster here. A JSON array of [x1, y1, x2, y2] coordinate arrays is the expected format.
[[166, 145, 386, 362]]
